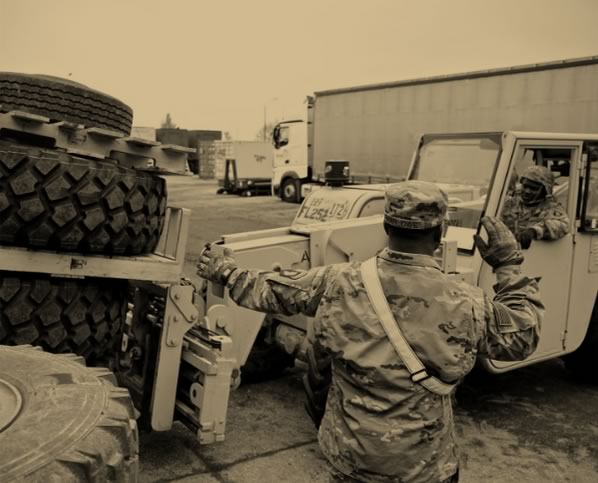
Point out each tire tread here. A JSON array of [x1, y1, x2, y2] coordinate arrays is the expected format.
[[0, 73, 133, 135], [0, 144, 166, 255]]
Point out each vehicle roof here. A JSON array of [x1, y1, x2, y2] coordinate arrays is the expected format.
[[342, 183, 389, 192], [417, 131, 598, 142], [315, 55, 598, 97], [507, 131, 598, 141]]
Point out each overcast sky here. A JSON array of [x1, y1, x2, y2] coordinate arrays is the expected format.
[[2, 0, 598, 139]]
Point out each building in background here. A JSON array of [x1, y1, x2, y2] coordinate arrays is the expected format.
[[151, 128, 222, 176], [131, 126, 157, 141]]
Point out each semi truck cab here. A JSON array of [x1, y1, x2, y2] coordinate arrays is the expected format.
[[271, 97, 314, 203], [272, 119, 308, 202]]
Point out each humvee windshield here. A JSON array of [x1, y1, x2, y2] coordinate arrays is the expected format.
[[410, 134, 502, 250]]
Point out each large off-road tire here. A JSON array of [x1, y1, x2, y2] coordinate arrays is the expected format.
[[302, 342, 332, 428], [0, 272, 127, 364], [0, 345, 139, 482], [562, 305, 598, 384], [0, 143, 167, 255], [0, 72, 133, 135]]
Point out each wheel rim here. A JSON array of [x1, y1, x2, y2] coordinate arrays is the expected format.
[[283, 181, 296, 199], [0, 377, 23, 432]]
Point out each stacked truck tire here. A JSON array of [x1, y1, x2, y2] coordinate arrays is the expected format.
[[0, 73, 150, 481], [0, 73, 167, 365]]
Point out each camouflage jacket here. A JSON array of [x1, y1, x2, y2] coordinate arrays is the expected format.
[[226, 249, 543, 483], [501, 194, 569, 241]]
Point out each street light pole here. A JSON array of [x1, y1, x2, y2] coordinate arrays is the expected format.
[[263, 104, 267, 141], [263, 97, 278, 142]]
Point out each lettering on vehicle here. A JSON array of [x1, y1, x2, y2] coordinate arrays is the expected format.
[[296, 195, 351, 223], [301, 250, 310, 263]]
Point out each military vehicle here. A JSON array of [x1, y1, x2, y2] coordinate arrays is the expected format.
[[212, 132, 598, 399]]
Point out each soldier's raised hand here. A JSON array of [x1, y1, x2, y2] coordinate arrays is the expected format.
[[196, 244, 238, 285], [474, 216, 524, 269]]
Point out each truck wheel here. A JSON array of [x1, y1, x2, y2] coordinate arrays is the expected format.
[[0, 72, 133, 135], [281, 178, 299, 203], [0, 345, 139, 482], [562, 312, 598, 384], [302, 342, 332, 428], [0, 273, 127, 364], [242, 336, 295, 381], [0, 143, 167, 255]]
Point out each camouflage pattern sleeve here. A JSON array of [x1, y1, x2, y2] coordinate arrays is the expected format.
[[225, 266, 334, 317], [477, 265, 544, 360], [499, 195, 519, 234], [530, 198, 570, 240]]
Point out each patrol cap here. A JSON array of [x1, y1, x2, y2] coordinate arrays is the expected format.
[[520, 165, 554, 194], [384, 181, 448, 229]]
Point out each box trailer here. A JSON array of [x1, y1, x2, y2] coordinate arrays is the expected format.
[[214, 141, 274, 196], [272, 55, 598, 202]]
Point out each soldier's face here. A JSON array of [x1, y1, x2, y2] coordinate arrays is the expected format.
[[520, 178, 545, 205]]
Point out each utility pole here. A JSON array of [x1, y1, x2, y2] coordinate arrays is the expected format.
[[263, 97, 278, 142], [263, 104, 267, 141]]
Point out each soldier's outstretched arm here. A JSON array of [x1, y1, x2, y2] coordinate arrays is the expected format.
[[479, 265, 543, 360], [533, 200, 570, 240], [197, 245, 332, 317], [474, 217, 544, 360]]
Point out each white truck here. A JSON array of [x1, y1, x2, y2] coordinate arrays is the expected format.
[[214, 140, 274, 196], [272, 54, 598, 202], [212, 131, 598, 385]]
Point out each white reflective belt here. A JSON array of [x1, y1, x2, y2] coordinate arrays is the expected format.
[[360, 257, 456, 396]]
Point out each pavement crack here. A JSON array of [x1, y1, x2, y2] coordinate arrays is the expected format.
[[205, 438, 319, 471], [157, 438, 319, 482]]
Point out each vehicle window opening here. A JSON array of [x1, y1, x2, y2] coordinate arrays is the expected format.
[[273, 125, 289, 149], [506, 147, 573, 212], [580, 144, 598, 231]]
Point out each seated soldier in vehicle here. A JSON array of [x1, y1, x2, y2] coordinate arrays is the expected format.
[[501, 165, 569, 249]]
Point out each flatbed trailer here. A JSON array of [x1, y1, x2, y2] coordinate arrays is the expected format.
[[214, 141, 273, 196]]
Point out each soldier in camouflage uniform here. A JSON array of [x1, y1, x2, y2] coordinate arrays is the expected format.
[[501, 165, 569, 249], [197, 180, 544, 483]]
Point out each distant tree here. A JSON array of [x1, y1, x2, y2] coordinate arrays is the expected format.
[[161, 113, 177, 129], [255, 120, 279, 142], [223, 131, 233, 141]]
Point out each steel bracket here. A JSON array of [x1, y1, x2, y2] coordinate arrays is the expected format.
[[200, 304, 235, 336], [0, 110, 194, 173], [150, 284, 196, 431], [164, 285, 198, 347]]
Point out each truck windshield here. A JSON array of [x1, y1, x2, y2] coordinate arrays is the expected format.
[[410, 135, 502, 250]]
